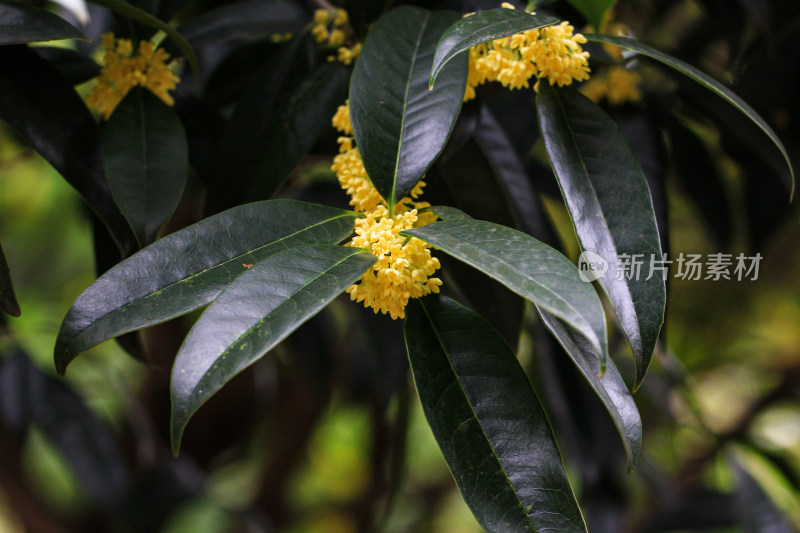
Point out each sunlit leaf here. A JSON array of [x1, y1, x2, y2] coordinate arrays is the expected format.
[[170, 244, 376, 452], [350, 5, 467, 209], [537, 84, 664, 390], [404, 209, 608, 366], [55, 200, 360, 375]]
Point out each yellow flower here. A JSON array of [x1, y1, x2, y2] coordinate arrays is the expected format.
[[331, 101, 442, 319], [335, 42, 362, 66], [86, 33, 180, 119], [464, 5, 590, 101], [345, 205, 442, 320], [312, 7, 353, 52], [581, 65, 642, 105]]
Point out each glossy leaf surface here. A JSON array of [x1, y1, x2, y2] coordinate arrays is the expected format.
[[55, 201, 359, 374], [103, 88, 188, 246], [430, 7, 557, 86], [350, 6, 467, 209], [171, 244, 375, 452], [586, 33, 795, 198], [537, 310, 642, 471], [405, 295, 586, 533], [404, 209, 608, 366], [0, 2, 88, 45], [538, 84, 664, 389]]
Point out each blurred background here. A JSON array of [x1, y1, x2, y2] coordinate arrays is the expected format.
[[1, 0, 800, 531]]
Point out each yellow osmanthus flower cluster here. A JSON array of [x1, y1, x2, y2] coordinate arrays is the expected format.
[[581, 65, 642, 105], [580, 15, 643, 105], [464, 3, 590, 101], [312, 8, 361, 65], [86, 33, 180, 119], [331, 101, 442, 319]]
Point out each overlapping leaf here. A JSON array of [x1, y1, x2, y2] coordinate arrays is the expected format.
[[0, 45, 137, 257], [430, 7, 558, 86], [585, 33, 795, 199], [103, 88, 188, 247], [537, 310, 642, 471], [171, 244, 375, 452], [349, 6, 467, 209], [55, 200, 359, 374], [537, 84, 664, 390], [0, 2, 88, 45], [405, 295, 586, 533], [404, 208, 608, 367]]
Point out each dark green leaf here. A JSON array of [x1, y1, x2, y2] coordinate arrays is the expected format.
[[177, 0, 306, 51], [537, 84, 664, 390], [89, 0, 200, 80], [350, 6, 467, 210], [34, 46, 101, 85], [0, 242, 20, 317], [0, 2, 88, 45], [404, 209, 608, 367], [103, 88, 188, 247], [564, 0, 616, 30], [585, 33, 795, 199], [345, 0, 394, 39], [54, 200, 360, 375], [170, 244, 375, 452], [405, 295, 586, 533], [205, 35, 313, 212], [537, 310, 642, 471], [430, 8, 558, 87], [0, 45, 137, 257], [247, 62, 351, 201]]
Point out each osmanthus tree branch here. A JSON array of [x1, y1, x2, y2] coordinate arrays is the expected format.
[[308, 0, 335, 11]]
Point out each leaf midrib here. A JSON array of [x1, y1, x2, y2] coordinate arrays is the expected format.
[[548, 89, 637, 359], [391, 11, 431, 210], [406, 224, 596, 349], [183, 248, 371, 402], [418, 299, 538, 531], [65, 212, 357, 353]]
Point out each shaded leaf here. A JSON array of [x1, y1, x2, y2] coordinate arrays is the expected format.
[[350, 6, 467, 209], [247, 62, 351, 201], [585, 33, 795, 199], [345, 0, 394, 39], [205, 35, 313, 213], [54, 200, 360, 374], [405, 295, 586, 533], [177, 0, 306, 52], [34, 46, 101, 85], [0, 351, 130, 509], [89, 0, 200, 80], [0, 242, 20, 317], [404, 209, 608, 366], [474, 106, 557, 244], [0, 2, 87, 45], [430, 7, 558, 87], [104, 88, 188, 246], [537, 84, 664, 390], [0, 45, 137, 256], [170, 244, 375, 452], [537, 310, 642, 471], [565, 0, 616, 30]]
